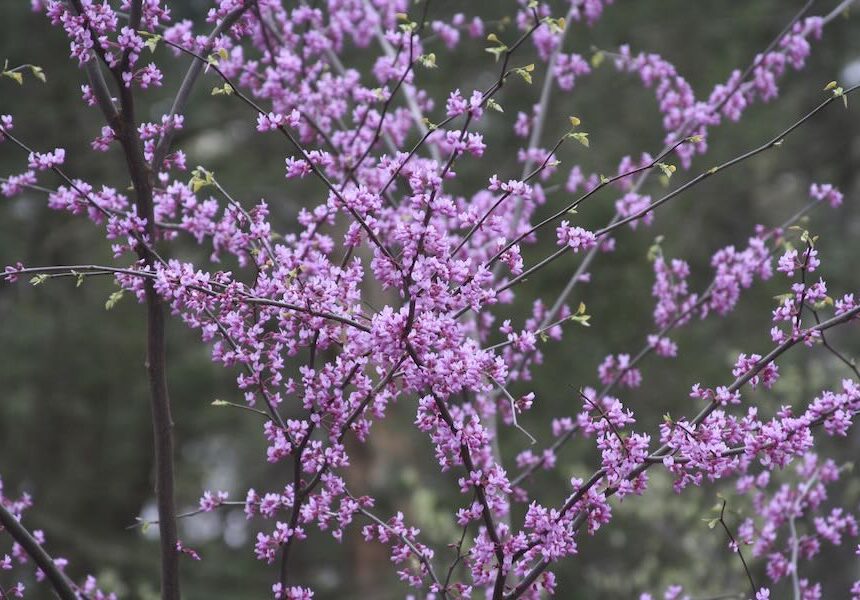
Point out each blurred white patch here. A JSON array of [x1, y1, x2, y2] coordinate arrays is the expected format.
[[139, 500, 159, 540], [841, 57, 860, 87], [187, 121, 247, 162], [182, 509, 221, 543], [223, 509, 249, 548]]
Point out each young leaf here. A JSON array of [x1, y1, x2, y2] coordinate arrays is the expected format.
[[29, 65, 46, 82], [211, 83, 234, 96], [141, 33, 161, 54], [568, 131, 589, 147], [3, 70, 23, 85], [515, 64, 535, 83], [418, 53, 437, 68], [657, 162, 676, 178], [105, 290, 124, 310]]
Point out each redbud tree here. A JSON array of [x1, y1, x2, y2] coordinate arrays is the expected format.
[[1, 0, 860, 599]]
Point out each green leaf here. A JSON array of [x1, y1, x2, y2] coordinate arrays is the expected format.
[[569, 303, 591, 327], [568, 131, 589, 147], [207, 48, 228, 67], [485, 46, 506, 62], [647, 235, 665, 262], [485, 33, 508, 63], [105, 290, 124, 310], [569, 314, 591, 327], [486, 98, 503, 113], [543, 16, 566, 34], [799, 229, 818, 246], [3, 70, 23, 85], [190, 167, 215, 192], [813, 296, 834, 310], [29, 65, 46, 82], [140, 32, 161, 54], [657, 162, 676, 179], [417, 53, 437, 68], [30, 274, 48, 286], [211, 83, 234, 96], [514, 64, 535, 84]]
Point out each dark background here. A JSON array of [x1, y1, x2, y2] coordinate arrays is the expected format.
[[2, 1, 860, 598]]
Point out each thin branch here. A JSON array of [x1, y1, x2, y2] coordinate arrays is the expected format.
[[489, 375, 536, 445], [159, 38, 403, 269], [505, 303, 860, 598], [151, 4, 250, 169], [527, 0, 842, 358], [128, 501, 246, 529], [348, 494, 445, 595], [717, 499, 757, 596], [0, 503, 78, 600], [5, 265, 373, 333], [496, 84, 859, 297]]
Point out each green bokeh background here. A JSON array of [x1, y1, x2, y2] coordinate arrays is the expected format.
[[2, 1, 860, 598]]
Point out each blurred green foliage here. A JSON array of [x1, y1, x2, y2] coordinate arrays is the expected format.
[[2, 1, 860, 598]]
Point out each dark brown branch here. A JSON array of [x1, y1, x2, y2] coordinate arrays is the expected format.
[[113, 3, 180, 595], [0, 503, 78, 600]]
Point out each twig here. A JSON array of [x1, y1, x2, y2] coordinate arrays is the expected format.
[[716, 499, 757, 596]]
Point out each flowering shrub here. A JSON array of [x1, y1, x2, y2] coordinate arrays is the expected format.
[[1, 1, 859, 599]]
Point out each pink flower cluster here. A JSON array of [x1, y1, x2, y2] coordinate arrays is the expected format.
[[1, 1, 858, 599]]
